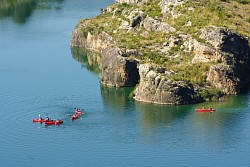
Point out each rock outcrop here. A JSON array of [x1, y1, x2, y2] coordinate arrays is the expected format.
[[134, 64, 203, 105], [204, 27, 250, 94], [70, 27, 112, 52], [70, 0, 250, 105], [100, 47, 140, 87], [71, 21, 140, 87]]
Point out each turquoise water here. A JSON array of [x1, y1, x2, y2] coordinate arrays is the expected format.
[[1, 1, 250, 166]]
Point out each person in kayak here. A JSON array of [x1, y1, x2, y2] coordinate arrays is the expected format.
[[45, 116, 50, 121], [38, 114, 43, 120]]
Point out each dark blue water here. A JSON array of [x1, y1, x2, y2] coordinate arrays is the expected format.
[[1, 1, 250, 166]]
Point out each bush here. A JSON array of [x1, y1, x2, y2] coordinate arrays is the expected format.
[[170, 63, 210, 85]]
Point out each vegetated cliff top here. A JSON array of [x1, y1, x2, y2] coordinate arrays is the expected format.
[[75, 0, 249, 82], [79, 0, 250, 43]]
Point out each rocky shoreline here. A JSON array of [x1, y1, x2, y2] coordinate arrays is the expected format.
[[70, 0, 250, 105]]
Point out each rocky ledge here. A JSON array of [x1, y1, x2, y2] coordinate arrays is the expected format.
[[70, 0, 250, 105]]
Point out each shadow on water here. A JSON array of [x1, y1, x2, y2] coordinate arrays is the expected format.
[[136, 102, 191, 127], [100, 86, 134, 112], [71, 47, 101, 75], [135, 102, 192, 139], [0, 0, 64, 24]]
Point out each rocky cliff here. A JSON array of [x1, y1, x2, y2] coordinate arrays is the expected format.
[[70, 0, 250, 105]]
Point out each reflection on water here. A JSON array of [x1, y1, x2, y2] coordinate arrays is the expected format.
[[0, 0, 64, 23], [137, 102, 190, 127], [0, 0, 36, 23], [100, 86, 134, 112], [37, 0, 64, 10], [71, 47, 101, 74], [136, 102, 191, 144]]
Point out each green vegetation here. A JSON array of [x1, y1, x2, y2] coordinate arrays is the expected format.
[[167, 0, 250, 39], [199, 87, 222, 101], [143, 51, 167, 65], [142, 0, 162, 18], [247, 17, 250, 23], [169, 63, 210, 85], [116, 2, 133, 15]]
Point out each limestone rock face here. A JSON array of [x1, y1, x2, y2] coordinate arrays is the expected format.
[[71, 26, 112, 52], [205, 27, 250, 94], [71, 20, 139, 88], [142, 16, 176, 33], [189, 39, 221, 63], [133, 64, 203, 105], [207, 65, 240, 94], [100, 47, 140, 87]]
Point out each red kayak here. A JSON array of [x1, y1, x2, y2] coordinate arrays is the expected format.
[[71, 113, 79, 120], [75, 111, 83, 115], [195, 108, 216, 112], [45, 120, 63, 125], [32, 119, 46, 123]]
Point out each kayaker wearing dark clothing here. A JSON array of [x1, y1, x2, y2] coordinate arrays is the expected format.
[[45, 116, 49, 121]]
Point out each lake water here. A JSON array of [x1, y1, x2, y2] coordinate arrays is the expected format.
[[1, 0, 250, 166]]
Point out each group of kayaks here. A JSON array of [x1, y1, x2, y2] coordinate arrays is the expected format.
[[32, 108, 83, 125]]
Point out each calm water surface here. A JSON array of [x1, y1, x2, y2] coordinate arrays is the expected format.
[[1, 0, 250, 166]]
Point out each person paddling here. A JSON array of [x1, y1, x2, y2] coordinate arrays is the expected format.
[[45, 115, 50, 121], [38, 114, 43, 120]]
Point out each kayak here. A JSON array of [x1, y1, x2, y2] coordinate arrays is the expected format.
[[45, 120, 63, 125], [75, 111, 83, 115], [71, 114, 79, 120], [195, 108, 216, 112], [32, 119, 46, 123]]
